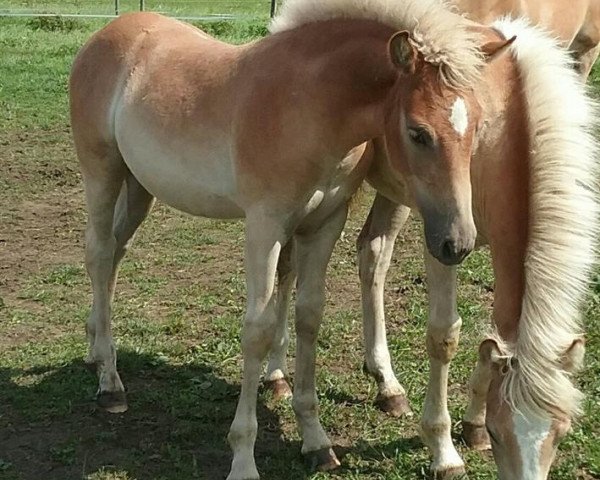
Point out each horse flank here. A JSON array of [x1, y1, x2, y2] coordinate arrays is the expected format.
[[492, 17, 599, 419], [270, 0, 484, 90]]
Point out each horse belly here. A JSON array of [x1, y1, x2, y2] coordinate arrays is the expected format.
[[115, 117, 243, 219]]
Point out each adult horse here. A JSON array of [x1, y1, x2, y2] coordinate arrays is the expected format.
[[70, 1, 507, 477], [452, 0, 600, 79]]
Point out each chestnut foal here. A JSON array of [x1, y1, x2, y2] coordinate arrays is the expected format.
[[267, 2, 598, 479], [70, 1, 513, 478]]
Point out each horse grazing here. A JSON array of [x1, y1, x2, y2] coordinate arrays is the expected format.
[[353, 16, 598, 480], [70, 1, 514, 477], [452, 0, 600, 79]]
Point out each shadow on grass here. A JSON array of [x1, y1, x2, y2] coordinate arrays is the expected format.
[[0, 349, 308, 480], [0, 350, 430, 480]]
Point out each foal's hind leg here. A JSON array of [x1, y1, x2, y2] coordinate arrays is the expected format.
[[357, 193, 411, 416], [293, 206, 347, 471], [420, 250, 465, 479], [264, 239, 295, 400], [84, 168, 154, 413]]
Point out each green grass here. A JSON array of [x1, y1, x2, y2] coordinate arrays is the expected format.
[[1, 12, 599, 480], [0, 0, 276, 18]]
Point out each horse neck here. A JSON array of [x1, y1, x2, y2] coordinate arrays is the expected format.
[[240, 19, 399, 153], [472, 53, 530, 342]]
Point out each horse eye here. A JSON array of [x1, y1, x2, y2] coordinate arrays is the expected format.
[[408, 127, 432, 148]]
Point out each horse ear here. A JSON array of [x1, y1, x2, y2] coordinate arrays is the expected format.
[[479, 338, 503, 364], [389, 31, 417, 74], [482, 35, 516, 63], [561, 338, 585, 373]]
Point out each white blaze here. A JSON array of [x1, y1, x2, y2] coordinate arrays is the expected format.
[[513, 411, 551, 480], [449, 97, 468, 137]]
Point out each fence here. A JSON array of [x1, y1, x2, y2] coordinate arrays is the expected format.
[[0, 0, 280, 20]]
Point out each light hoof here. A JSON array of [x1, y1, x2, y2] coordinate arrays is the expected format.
[[304, 447, 341, 472], [97, 390, 128, 413], [375, 393, 412, 417], [431, 465, 467, 480], [264, 378, 293, 401], [462, 421, 491, 451]]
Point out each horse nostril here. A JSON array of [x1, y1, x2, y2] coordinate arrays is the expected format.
[[442, 239, 455, 260]]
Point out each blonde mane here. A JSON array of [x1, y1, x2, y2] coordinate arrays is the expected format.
[[492, 18, 599, 419], [270, 0, 484, 89]]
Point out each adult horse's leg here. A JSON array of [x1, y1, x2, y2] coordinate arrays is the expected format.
[[293, 206, 347, 471], [227, 212, 287, 480], [264, 239, 295, 400], [84, 168, 155, 413], [462, 346, 492, 450], [357, 193, 411, 416], [575, 43, 600, 80], [420, 250, 465, 479]]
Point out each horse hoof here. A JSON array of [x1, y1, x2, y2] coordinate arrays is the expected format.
[[431, 465, 467, 479], [304, 447, 340, 472], [97, 390, 128, 413], [264, 378, 292, 400], [462, 421, 491, 451], [375, 394, 412, 417]]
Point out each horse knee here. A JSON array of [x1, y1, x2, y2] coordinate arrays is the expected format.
[[426, 320, 462, 364], [295, 293, 324, 341]]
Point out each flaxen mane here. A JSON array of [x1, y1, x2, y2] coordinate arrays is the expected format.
[[270, 0, 484, 89], [492, 17, 599, 419]]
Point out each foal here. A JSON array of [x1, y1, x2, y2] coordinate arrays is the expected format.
[[70, 1, 511, 478]]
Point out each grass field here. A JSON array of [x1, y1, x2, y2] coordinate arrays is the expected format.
[[0, 0, 276, 18], [0, 11, 599, 480]]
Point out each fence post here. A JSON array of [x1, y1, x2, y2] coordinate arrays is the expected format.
[[115, 0, 119, 15], [270, 0, 276, 17], [140, 0, 145, 11]]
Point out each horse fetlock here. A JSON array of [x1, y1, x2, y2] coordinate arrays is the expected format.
[[227, 455, 259, 480]]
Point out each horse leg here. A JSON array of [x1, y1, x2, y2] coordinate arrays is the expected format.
[[575, 43, 600, 81], [264, 239, 296, 400], [227, 213, 286, 480], [420, 250, 465, 479], [84, 168, 154, 413], [462, 351, 492, 451], [292, 206, 347, 471], [357, 193, 411, 416]]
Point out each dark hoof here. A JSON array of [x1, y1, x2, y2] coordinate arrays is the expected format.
[[304, 447, 340, 472], [375, 394, 412, 417], [97, 390, 128, 413], [462, 421, 491, 451], [431, 466, 467, 479], [264, 378, 293, 400]]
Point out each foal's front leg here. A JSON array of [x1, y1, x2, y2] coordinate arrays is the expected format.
[[293, 206, 348, 471], [421, 250, 465, 479], [357, 193, 411, 416], [227, 214, 286, 480]]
